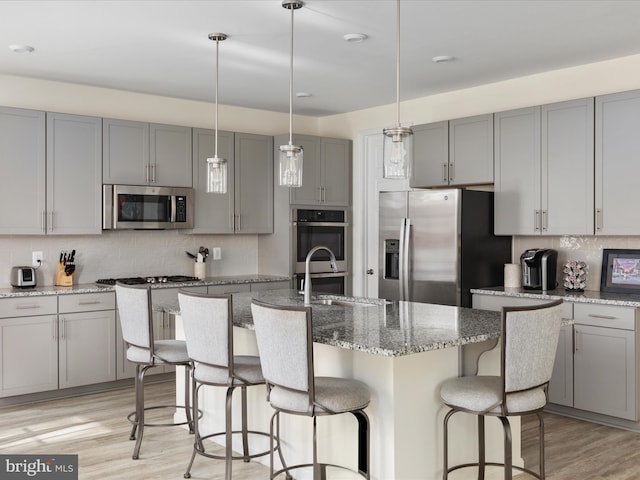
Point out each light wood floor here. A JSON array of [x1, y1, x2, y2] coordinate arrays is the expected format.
[[2, 381, 640, 479]]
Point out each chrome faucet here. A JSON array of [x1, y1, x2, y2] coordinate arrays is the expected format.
[[304, 245, 338, 306]]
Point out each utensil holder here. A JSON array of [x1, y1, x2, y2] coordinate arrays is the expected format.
[[194, 262, 206, 280], [55, 263, 74, 287]]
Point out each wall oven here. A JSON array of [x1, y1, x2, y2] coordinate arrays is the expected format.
[[292, 208, 349, 294], [103, 185, 194, 230]]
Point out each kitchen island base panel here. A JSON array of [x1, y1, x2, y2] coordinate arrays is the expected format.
[[174, 320, 522, 480]]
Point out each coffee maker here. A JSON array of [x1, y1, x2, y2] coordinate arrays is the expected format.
[[520, 248, 558, 291]]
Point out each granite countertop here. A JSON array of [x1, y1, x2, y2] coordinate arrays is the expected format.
[[0, 275, 290, 299], [154, 289, 504, 357], [471, 286, 640, 307]]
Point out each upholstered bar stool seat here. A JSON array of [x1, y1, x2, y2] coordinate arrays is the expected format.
[[178, 291, 284, 480], [439, 300, 564, 480], [251, 299, 371, 480], [114, 283, 195, 460]]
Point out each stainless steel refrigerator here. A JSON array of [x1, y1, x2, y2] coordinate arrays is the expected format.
[[378, 189, 511, 307]]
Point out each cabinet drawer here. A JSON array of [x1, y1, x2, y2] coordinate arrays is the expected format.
[[0, 296, 57, 318], [59, 292, 116, 313], [574, 303, 636, 330]]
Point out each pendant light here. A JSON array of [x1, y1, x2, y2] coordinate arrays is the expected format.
[[383, 0, 413, 179], [206, 33, 228, 194], [278, 0, 304, 188]]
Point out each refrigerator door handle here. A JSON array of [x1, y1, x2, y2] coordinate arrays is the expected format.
[[399, 217, 411, 301]]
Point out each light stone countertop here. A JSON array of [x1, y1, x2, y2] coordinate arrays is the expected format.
[[154, 289, 504, 357], [0, 275, 290, 298], [471, 286, 640, 307]]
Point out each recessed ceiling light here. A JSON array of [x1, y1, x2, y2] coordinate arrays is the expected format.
[[343, 33, 368, 43], [9, 44, 34, 53], [432, 55, 454, 63], [296, 92, 312, 98]]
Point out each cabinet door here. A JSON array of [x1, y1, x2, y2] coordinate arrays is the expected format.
[[234, 132, 273, 233], [595, 90, 640, 234], [542, 98, 594, 235], [149, 123, 192, 187], [191, 128, 235, 233], [548, 324, 574, 407], [494, 106, 541, 235], [47, 113, 102, 234], [103, 118, 149, 184], [449, 114, 494, 186], [288, 134, 321, 205], [0, 315, 58, 397], [411, 121, 448, 188], [59, 310, 116, 388], [0, 107, 46, 234], [574, 324, 636, 420], [320, 137, 351, 206]]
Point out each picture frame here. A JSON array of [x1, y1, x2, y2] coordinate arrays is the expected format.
[[600, 248, 640, 293]]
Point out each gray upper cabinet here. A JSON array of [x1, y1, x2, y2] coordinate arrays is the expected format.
[[47, 113, 102, 235], [411, 114, 493, 188], [595, 89, 640, 234], [0, 107, 46, 234], [285, 134, 351, 206], [103, 118, 192, 187], [494, 98, 594, 235], [0, 108, 101, 235], [191, 129, 272, 234]]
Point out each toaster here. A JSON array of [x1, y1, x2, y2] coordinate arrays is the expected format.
[[11, 266, 37, 288]]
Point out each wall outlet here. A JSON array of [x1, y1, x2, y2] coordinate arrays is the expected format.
[[32, 251, 43, 267], [212, 247, 222, 260]]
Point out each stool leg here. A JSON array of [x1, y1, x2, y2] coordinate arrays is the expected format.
[[184, 363, 194, 434], [184, 382, 201, 479], [537, 412, 545, 480], [352, 410, 370, 479], [499, 416, 513, 480], [132, 364, 150, 460], [241, 386, 250, 462], [129, 364, 141, 441], [225, 386, 235, 480], [442, 409, 455, 480], [478, 415, 485, 480]]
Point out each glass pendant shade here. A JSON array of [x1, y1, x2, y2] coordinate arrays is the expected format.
[[383, 126, 413, 179], [206, 156, 227, 194], [279, 144, 303, 188]]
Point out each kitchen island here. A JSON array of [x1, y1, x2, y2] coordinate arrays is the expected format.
[[155, 289, 516, 480]]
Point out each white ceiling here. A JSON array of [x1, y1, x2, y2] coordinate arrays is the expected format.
[[2, 0, 640, 117]]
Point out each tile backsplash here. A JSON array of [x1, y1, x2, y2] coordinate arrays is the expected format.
[[0, 231, 262, 289], [513, 236, 640, 291]]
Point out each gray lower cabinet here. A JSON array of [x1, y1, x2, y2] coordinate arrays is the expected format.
[[103, 118, 192, 187], [0, 107, 46, 234], [411, 114, 493, 188], [0, 296, 58, 397], [280, 134, 351, 207], [573, 303, 638, 420], [471, 294, 574, 406], [191, 129, 273, 233], [58, 292, 116, 388], [494, 98, 594, 235], [595, 89, 640, 234]]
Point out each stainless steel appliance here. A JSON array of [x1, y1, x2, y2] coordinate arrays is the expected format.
[[11, 266, 37, 288], [292, 208, 349, 295], [103, 185, 194, 230], [378, 189, 511, 307], [521, 248, 558, 291]]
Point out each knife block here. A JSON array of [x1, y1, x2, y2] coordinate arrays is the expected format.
[[55, 263, 74, 287]]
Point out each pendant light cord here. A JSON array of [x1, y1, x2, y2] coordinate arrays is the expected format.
[[288, 4, 295, 146], [215, 37, 220, 158], [395, 0, 401, 128]]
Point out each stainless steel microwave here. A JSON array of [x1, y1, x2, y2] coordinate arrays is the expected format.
[[103, 185, 194, 230]]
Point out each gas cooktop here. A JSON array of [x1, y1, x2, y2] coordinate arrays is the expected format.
[[96, 275, 201, 286]]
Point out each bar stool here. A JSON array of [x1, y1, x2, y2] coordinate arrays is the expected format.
[[439, 300, 564, 480], [250, 298, 371, 480], [114, 283, 195, 460], [178, 291, 284, 480]]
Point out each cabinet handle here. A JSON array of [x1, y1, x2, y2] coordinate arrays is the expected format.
[[322, 186, 326, 203], [534, 210, 541, 232], [15, 304, 41, 310], [587, 314, 617, 320], [236, 214, 241, 232], [541, 210, 548, 232], [53, 320, 57, 340], [595, 208, 602, 232], [78, 300, 101, 306], [317, 187, 322, 202], [449, 162, 455, 182], [61, 318, 65, 339], [49, 211, 54, 232], [442, 164, 448, 182], [145, 164, 149, 183], [151, 164, 156, 183], [574, 328, 580, 353], [41, 211, 46, 233]]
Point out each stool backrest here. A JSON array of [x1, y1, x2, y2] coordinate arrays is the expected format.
[[251, 299, 314, 401], [501, 300, 564, 395], [115, 283, 153, 352], [178, 291, 233, 373]]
